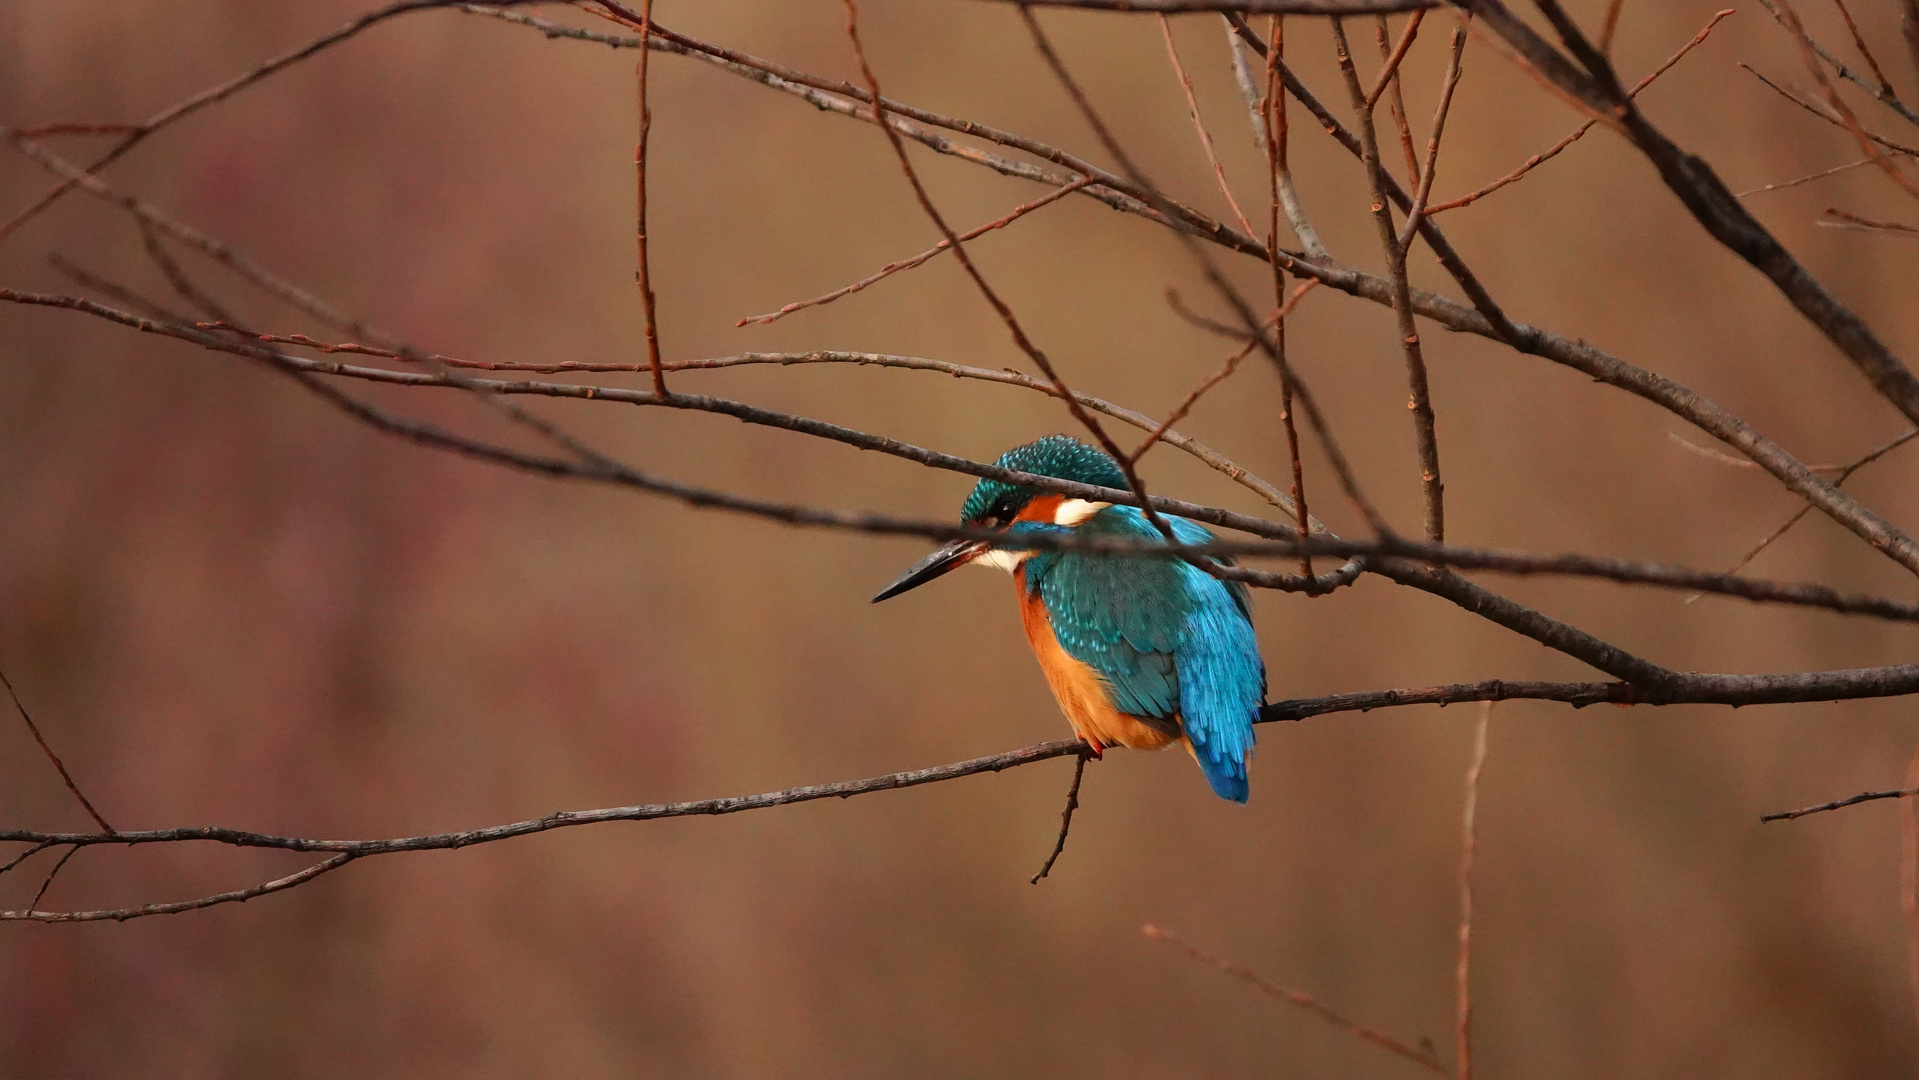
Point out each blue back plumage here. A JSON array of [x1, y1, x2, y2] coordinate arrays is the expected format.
[[1017, 509, 1266, 802]]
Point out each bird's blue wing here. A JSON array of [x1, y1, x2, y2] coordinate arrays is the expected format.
[[1022, 518, 1185, 728], [1021, 512, 1266, 802], [1163, 516, 1264, 802]]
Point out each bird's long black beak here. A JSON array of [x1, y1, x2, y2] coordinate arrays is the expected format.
[[870, 538, 987, 603]]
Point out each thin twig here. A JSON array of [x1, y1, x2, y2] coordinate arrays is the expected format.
[[634, 2, 667, 397], [1, 667, 114, 834], [737, 176, 1096, 326], [1131, 281, 1318, 465], [0, 0, 467, 247], [139, 221, 238, 325], [27, 846, 80, 913], [1667, 430, 1850, 471], [1736, 156, 1876, 197], [187, 333, 1313, 517], [1159, 16, 1256, 237], [8, 854, 360, 924], [1688, 428, 1919, 594], [1428, 8, 1736, 215], [1771, 0, 1919, 203], [1258, 19, 1332, 261], [1225, 16, 1270, 149], [1905, 742, 1919, 1034], [1263, 17, 1320, 572], [1906, 0, 1919, 95], [1754, 0, 1919, 128], [1365, 10, 1426, 109], [1232, 13, 1525, 342], [0, 842, 58, 880], [1333, 17, 1445, 543], [1374, 15, 1423, 186], [1828, 0, 1891, 92], [1456, 701, 1491, 1080], [1030, 752, 1090, 883], [1142, 924, 1451, 1075], [1742, 63, 1919, 158], [1398, 24, 1469, 250], [573, 2, 1259, 265], [9, 123, 141, 138], [1761, 785, 1919, 821], [1597, 0, 1626, 55], [1819, 207, 1919, 235]]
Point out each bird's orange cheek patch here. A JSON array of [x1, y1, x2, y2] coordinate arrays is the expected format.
[[1017, 494, 1065, 524]]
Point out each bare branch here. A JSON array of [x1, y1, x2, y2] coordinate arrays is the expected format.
[[0, 0, 482, 246], [1597, 0, 1626, 55], [26, 846, 81, 914], [737, 176, 1097, 327], [1905, 743, 1919, 1031], [1742, 63, 1919, 158], [1819, 207, 1919, 236], [1455, 702, 1490, 1080], [1131, 281, 1318, 464], [1142, 924, 1449, 1075], [1332, 17, 1446, 543], [1754, 0, 1919, 128], [1030, 753, 1090, 884], [1262, 18, 1320, 575], [634, 0, 667, 396], [1365, 10, 1426, 110], [7, 854, 359, 923], [1, 667, 115, 834], [1696, 429, 1919, 589], [1428, 8, 1735, 216], [1396, 23, 1467, 249], [1737, 156, 1876, 197], [1461, 0, 1919, 458], [18, 665, 1919, 919], [1762, 786, 1919, 822], [1158, 16, 1256, 236]]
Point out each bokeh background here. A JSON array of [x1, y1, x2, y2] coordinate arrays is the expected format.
[[4, 1, 1919, 1075]]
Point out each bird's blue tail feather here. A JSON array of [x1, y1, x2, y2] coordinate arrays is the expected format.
[[1194, 750, 1250, 803]]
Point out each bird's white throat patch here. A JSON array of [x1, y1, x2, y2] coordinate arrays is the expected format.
[[970, 499, 1111, 574], [1053, 499, 1111, 526], [972, 548, 1027, 573]]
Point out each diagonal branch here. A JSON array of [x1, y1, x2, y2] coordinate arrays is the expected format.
[[737, 176, 1097, 327], [1332, 17, 1446, 543], [1143, 923, 1449, 1075], [0, 0, 490, 247], [2, 668, 115, 834]]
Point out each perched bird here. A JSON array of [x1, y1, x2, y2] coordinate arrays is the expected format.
[[872, 435, 1265, 802]]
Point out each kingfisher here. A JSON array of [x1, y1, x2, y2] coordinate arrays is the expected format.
[[872, 435, 1265, 802]]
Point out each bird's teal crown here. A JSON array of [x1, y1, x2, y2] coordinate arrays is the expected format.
[[960, 435, 1128, 525]]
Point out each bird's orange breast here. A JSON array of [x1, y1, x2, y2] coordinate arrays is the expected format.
[[1014, 567, 1180, 753]]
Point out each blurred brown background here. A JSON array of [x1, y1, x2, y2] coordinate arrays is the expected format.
[[4, 1, 1919, 1075]]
